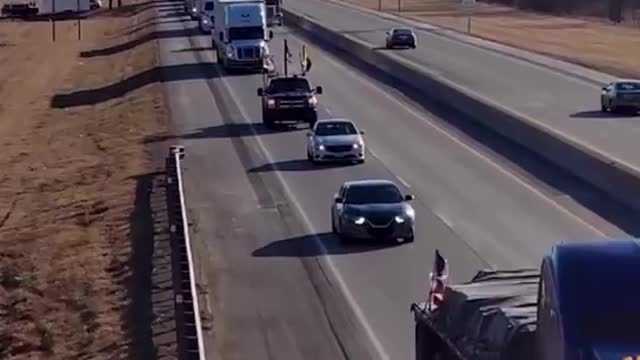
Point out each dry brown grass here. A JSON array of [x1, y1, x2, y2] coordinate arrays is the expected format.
[[0, 2, 170, 359], [341, 0, 640, 77]]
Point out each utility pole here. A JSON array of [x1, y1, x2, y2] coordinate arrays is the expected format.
[[51, 0, 56, 41]]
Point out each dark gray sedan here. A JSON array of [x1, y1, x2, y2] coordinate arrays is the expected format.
[[601, 79, 640, 114], [331, 179, 415, 243], [385, 28, 417, 49]]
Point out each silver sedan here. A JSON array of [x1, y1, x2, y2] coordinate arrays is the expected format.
[[306, 118, 366, 164]]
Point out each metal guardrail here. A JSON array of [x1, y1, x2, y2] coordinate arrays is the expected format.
[[166, 145, 206, 360]]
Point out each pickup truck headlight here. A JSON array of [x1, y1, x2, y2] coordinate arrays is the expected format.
[[307, 96, 318, 107], [225, 46, 235, 58], [266, 99, 276, 108]]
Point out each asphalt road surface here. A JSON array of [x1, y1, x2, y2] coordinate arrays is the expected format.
[[152, 3, 628, 359], [284, 0, 640, 172]]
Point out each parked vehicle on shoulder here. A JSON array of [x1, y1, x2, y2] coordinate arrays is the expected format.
[[331, 179, 415, 244], [306, 118, 365, 164], [601, 79, 640, 114], [385, 28, 416, 49]]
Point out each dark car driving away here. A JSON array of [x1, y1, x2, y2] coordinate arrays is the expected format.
[[331, 179, 415, 243], [601, 79, 640, 114], [385, 28, 416, 49]]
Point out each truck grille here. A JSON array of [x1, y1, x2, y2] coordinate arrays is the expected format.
[[325, 145, 353, 153], [237, 46, 260, 60], [276, 98, 306, 108]]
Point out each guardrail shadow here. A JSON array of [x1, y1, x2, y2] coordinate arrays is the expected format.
[[124, 171, 177, 359], [80, 27, 199, 58], [50, 62, 218, 108]]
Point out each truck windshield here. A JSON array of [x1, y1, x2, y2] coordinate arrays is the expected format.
[[265, 0, 278, 4], [204, 1, 213, 10], [228, 26, 264, 41], [266, 79, 310, 93]]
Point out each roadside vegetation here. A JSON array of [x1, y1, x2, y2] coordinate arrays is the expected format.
[[0, 1, 169, 358]]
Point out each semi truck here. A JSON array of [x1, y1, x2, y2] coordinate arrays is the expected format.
[[212, 0, 273, 72], [411, 239, 640, 360]]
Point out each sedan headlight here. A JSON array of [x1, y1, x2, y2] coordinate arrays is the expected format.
[[353, 141, 364, 149], [394, 216, 405, 224], [353, 216, 366, 225], [405, 207, 415, 219], [317, 144, 325, 151]]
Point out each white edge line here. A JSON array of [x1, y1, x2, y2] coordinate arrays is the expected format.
[[174, 151, 208, 359], [218, 76, 391, 360], [317, 43, 608, 238]]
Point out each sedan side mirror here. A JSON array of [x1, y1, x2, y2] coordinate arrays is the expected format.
[[335, 197, 344, 203], [306, 131, 313, 137], [269, 30, 274, 40], [315, 86, 323, 94], [601, 87, 607, 91], [404, 194, 415, 201], [257, 88, 263, 96], [359, 129, 366, 135]]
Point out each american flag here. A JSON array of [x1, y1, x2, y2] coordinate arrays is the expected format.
[[427, 249, 449, 311]]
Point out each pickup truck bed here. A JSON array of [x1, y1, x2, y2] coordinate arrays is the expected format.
[[411, 269, 539, 360]]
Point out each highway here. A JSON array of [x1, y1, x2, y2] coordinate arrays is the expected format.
[[284, 0, 640, 172], [152, 3, 628, 359]]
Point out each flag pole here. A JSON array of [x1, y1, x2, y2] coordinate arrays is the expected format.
[[283, 39, 288, 76]]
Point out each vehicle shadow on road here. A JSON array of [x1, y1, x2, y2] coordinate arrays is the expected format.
[[50, 62, 219, 108], [172, 46, 211, 53], [124, 17, 190, 35], [252, 233, 397, 257], [571, 110, 639, 119], [80, 27, 200, 58], [248, 159, 357, 173]]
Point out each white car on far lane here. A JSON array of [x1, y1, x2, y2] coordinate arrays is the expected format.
[[306, 118, 366, 164]]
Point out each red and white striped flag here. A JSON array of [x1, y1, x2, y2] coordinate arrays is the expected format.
[[427, 249, 449, 311]]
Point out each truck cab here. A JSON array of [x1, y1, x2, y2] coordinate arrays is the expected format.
[[257, 75, 322, 129], [537, 240, 640, 360], [213, 0, 274, 72]]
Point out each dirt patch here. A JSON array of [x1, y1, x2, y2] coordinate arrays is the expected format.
[[341, 0, 640, 77], [0, 1, 172, 359]]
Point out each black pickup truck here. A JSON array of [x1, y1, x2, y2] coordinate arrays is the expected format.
[[257, 75, 322, 129]]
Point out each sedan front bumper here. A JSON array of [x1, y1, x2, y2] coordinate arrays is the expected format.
[[312, 144, 365, 162], [340, 218, 413, 241]]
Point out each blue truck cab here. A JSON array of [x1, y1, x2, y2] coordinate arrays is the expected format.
[[412, 239, 640, 360]]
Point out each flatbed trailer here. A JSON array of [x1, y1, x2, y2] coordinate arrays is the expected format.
[[411, 269, 538, 360]]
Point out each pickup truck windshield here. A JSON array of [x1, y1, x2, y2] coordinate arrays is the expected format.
[[229, 26, 264, 41], [266, 79, 311, 94]]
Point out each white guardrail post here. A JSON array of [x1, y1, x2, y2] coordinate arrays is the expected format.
[[166, 145, 206, 360]]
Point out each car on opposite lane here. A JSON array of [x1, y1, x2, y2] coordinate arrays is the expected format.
[[385, 28, 417, 49], [601, 79, 640, 114], [307, 119, 365, 164], [331, 180, 415, 244]]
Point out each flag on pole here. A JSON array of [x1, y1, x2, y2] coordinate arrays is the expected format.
[[427, 249, 449, 311], [284, 39, 292, 64], [302, 45, 312, 73]]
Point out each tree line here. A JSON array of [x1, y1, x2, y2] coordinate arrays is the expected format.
[[483, 0, 640, 22]]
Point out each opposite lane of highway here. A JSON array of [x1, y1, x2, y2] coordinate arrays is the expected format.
[[284, 0, 640, 171], [190, 28, 614, 359]]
